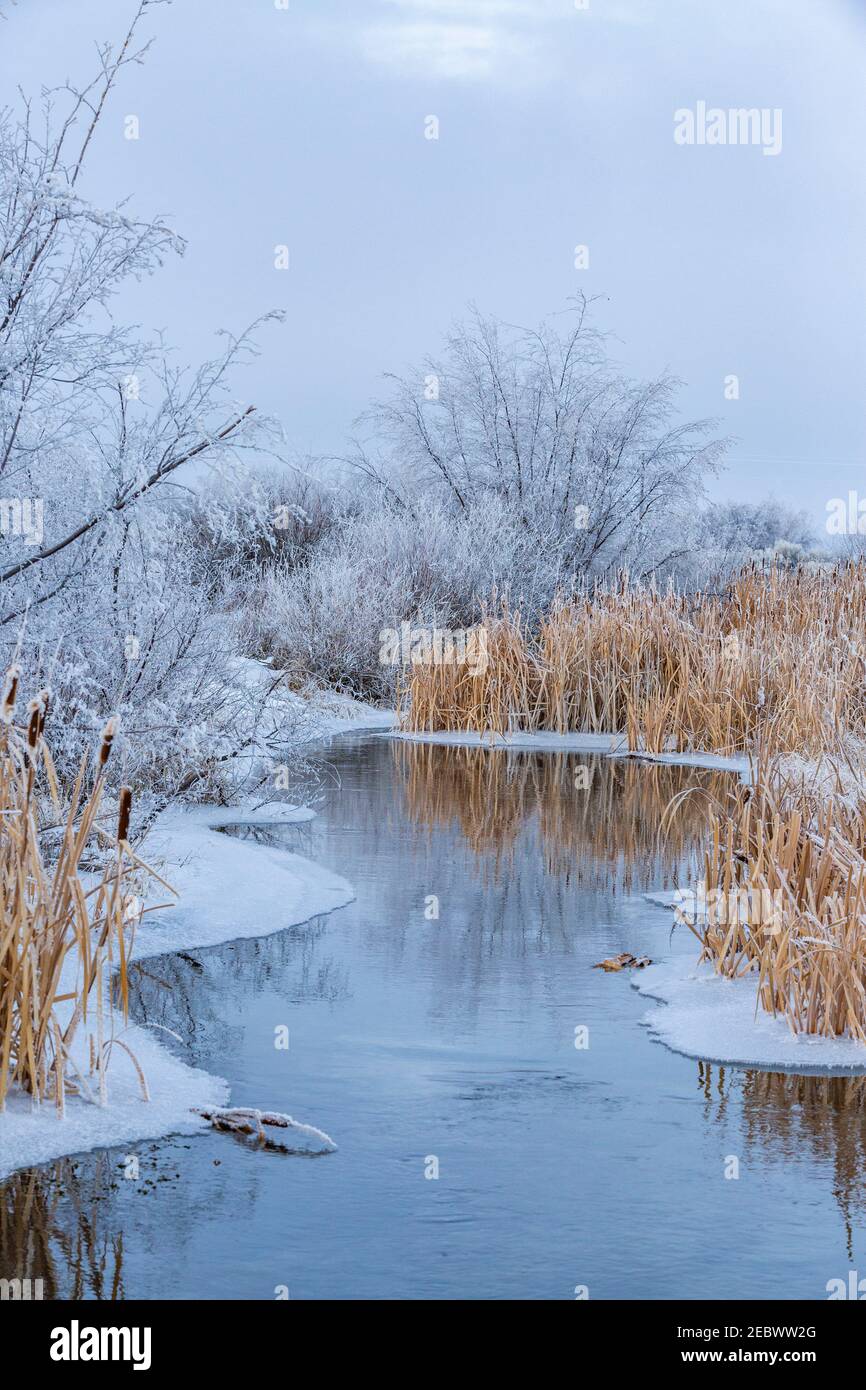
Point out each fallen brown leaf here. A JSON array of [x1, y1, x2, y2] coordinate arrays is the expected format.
[[594, 953, 652, 971]]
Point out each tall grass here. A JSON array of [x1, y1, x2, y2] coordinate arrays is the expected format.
[[0, 668, 166, 1113], [401, 563, 866, 758], [400, 563, 866, 1042], [668, 763, 866, 1041]]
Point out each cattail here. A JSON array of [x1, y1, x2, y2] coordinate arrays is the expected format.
[[98, 715, 118, 768], [26, 690, 50, 751], [1, 665, 20, 725], [117, 786, 132, 843], [1, 680, 167, 1113]]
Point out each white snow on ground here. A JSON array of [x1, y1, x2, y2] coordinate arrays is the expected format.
[[0, 794, 354, 1181], [619, 748, 750, 775], [134, 803, 352, 962], [393, 728, 749, 774], [0, 1017, 228, 1183], [298, 689, 396, 739], [238, 660, 396, 743], [394, 728, 624, 752], [197, 803, 316, 826], [635, 958, 866, 1073]]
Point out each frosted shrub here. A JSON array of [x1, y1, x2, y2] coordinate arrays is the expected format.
[[238, 495, 567, 698]]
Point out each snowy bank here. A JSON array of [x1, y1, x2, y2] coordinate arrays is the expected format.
[[635, 958, 866, 1073], [134, 803, 352, 962], [297, 689, 396, 740], [0, 1018, 227, 1182], [393, 728, 748, 775], [235, 659, 396, 745], [0, 801, 353, 1181]]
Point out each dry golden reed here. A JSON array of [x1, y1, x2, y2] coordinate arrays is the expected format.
[[401, 562, 866, 758], [400, 563, 866, 1042], [0, 669, 169, 1112], [667, 764, 866, 1042]]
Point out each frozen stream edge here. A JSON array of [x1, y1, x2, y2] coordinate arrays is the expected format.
[[0, 801, 354, 1181], [4, 723, 859, 1183], [639, 894, 866, 1073]]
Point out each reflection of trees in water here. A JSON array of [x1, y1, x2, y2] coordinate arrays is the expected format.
[[0, 1135, 276, 1301], [224, 742, 727, 1031], [3, 741, 858, 1297], [205, 742, 730, 1030], [696, 1061, 866, 1253], [394, 742, 727, 893], [124, 745, 734, 1088], [0, 741, 738, 1295], [122, 918, 349, 1062], [0, 1156, 124, 1300]]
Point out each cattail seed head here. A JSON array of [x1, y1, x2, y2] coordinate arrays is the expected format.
[[34, 688, 49, 732], [26, 690, 49, 751], [99, 715, 118, 767], [1, 665, 20, 725], [117, 786, 132, 843]]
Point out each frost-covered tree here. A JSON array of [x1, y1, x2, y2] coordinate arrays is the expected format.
[[0, 3, 292, 798], [228, 305, 734, 696], [351, 301, 726, 580], [689, 497, 818, 579]]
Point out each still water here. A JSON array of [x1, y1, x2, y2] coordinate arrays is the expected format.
[[3, 735, 866, 1300]]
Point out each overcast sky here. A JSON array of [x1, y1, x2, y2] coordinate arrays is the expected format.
[[4, 0, 866, 529]]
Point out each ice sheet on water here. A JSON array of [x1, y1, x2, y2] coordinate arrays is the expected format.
[[635, 959, 866, 1074], [394, 728, 749, 774]]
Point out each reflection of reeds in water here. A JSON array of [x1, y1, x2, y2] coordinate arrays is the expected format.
[[697, 1060, 866, 1250], [0, 1156, 124, 1299], [394, 741, 731, 894]]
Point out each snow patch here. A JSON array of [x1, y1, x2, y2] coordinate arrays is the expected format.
[[0, 1025, 226, 1183], [635, 958, 866, 1073], [394, 728, 748, 774], [133, 803, 353, 962], [0, 802, 353, 1180], [298, 689, 396, 739]]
